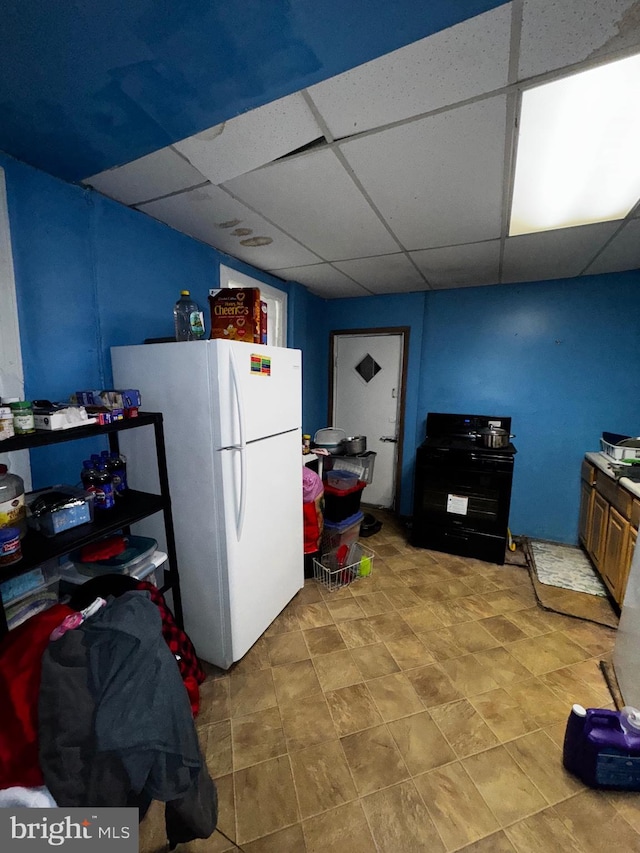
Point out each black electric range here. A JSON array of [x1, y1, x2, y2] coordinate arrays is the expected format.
[[411, 413, 517, 565]]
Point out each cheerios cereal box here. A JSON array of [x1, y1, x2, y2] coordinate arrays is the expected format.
[[208, 288, 261, 343]]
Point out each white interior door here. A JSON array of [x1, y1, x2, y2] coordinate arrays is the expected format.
[[333, 333, 404, 509]]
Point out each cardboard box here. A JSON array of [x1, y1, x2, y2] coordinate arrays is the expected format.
[[34, 411, 97, 431], [208, 288, 261, 343], [75, 389, 141, 409], [260, 300, 268, 345]]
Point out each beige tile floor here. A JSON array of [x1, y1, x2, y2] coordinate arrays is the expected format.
[[140, 514, 640, 853]]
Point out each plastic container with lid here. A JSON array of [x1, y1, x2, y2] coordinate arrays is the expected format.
[[9, 400, 35, 434], [26, 485, 95, 537], [323, 480, 366, 523], [0, 527, 22, 566], [0, 406, 14, 441], [0, 464, 27, 538], [174, 290, 205, 341]]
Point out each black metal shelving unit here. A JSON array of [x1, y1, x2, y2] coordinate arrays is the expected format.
[[0, 412, 183, 635]]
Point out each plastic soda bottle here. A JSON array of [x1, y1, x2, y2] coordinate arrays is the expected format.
[[174, 290, 205, 341], [91, 462, 115, 511]]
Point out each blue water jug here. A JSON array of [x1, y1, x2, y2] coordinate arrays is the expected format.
[[563, 703, 640, 790]]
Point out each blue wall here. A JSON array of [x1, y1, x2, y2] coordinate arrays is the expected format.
[[3, 152, 640, 545], [419, 276, 640, 542], [0, 153, 295, 486], [318, 274, 640, 542], [0, 0, 508, 181]]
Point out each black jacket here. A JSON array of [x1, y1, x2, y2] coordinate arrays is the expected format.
[[38, 591, 217, 846]]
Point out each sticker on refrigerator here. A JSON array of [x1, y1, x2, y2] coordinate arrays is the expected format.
[[250, 355, 271, 375], [447, 494, 468, 515]]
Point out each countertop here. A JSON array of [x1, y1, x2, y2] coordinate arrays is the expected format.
[[585, 451, 640, 500]]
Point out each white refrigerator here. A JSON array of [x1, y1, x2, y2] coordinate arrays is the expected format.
[[111, 339, 304, 669], [613, 533, 640, 707]]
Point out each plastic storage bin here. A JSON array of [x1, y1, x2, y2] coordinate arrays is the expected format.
[[1, 560, 61, 630], [26, 486, 94, 537], [321, 511, 363, 554], [323, 451, 376, 484], [326, 470, 359, 490], [313, 542, 374, 591], [323, 480, 366, 523], [58, 549, 167, 587], [68, 535, 158, 577]]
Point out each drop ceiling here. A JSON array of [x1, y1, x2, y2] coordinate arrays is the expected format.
[[8, 1, 640, 298]]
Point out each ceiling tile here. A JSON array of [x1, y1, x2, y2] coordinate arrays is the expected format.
[[410, 240, 501, 288], [138, 184, 319, 270], [583, 219, 640, 274], [333, 253, 427, 293], [518, 0, 640, 81], [307, 5, 511, 139], [223, 147, 400, 260], [83, 148, 206, 206], [268, 263, 369, 298], [340, 95, 506, 251], [174, 92, 322, 186], [502, 221, 620, 283]]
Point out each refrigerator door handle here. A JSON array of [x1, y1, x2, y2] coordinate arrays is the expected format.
[[230, 347, 247, 539]]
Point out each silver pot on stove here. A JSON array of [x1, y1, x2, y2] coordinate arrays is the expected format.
[[475, 427, 515, 449]]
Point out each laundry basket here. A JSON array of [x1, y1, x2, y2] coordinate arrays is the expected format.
[[313, 542, 374, 591]]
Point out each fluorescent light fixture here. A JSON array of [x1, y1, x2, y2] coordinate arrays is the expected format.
[[509, 52, 640, 236]]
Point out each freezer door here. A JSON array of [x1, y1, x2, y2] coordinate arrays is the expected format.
[[217, 428, 304, 663], [208, 339, 301, 448]]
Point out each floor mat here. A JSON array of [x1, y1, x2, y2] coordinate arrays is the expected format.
[[529, 539, 608, 597], [521, 538, 618, 629]]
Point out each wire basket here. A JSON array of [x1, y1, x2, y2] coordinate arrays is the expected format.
[[313, 542, 374, 591]]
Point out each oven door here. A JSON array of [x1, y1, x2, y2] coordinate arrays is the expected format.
[[412, 447, 514, 535], [411, 444, 515, 564]]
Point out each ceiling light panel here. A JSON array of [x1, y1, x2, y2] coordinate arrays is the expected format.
[[510, 52, 640, 236]]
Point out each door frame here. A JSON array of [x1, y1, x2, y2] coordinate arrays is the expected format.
[[328, 327, 410, 512]]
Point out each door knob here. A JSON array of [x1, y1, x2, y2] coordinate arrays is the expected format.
[[379, 436, 398, 443]]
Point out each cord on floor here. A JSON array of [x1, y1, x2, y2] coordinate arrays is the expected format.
[[216, 827, 247, 851]]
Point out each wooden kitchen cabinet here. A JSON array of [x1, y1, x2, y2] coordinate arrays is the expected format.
[[579, 478, 595, 549], [601, 506, 629, 597], [589, 491, 609, 572], [579, 454, 639, 607]]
